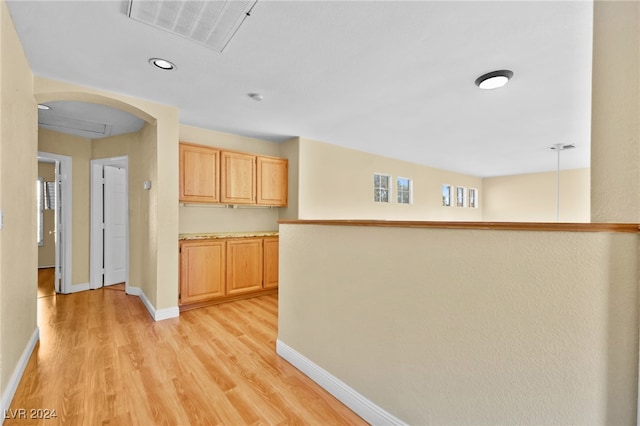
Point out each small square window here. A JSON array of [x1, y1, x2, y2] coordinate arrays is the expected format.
[[374, 173, 391, 203], [442, 184, 452, 207], [397, 177, 412, 204], [468, 188, 478, 208], [456, 186, 466, 207]]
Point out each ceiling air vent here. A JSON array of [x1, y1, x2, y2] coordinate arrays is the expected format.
[[38, 113, 113, 138], [128, 0, 257, 52]]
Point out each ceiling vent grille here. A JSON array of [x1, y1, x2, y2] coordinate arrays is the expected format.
[[128, 0, 257, 52]]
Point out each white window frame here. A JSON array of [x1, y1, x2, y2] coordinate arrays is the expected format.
[[373, 173, 392, 203], [468, 188, 478, 208], [396, 176, 413, 205], [442, 184, 452, 207], [456, 186, 466, 207]]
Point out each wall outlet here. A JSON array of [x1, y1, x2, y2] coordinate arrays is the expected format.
[[143, 180, 152, 190]]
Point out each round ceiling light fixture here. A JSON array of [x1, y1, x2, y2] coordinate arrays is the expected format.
[[37, 104, 51, 110], [475, 70, 514, 90], [248, 93, 264, 102], [149, 58, 176, 71]]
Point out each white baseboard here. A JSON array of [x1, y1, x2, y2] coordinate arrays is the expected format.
[[1, 327, 39, 424], [70, 282, 90, 293], [127, 286, 179, 322], [276, 339, 407, 426]]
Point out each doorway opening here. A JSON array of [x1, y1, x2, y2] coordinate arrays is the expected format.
[[90, 156, 129, 292], [37, 152, 72, 294]]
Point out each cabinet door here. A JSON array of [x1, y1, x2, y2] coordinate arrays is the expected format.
[[226, 238, 263, 295], [257, 157, 288, 206], [180, 240, 225, 305], [180, 143, 220, 203], [220, 151, 256, 204], [263, 237, 279, 289]]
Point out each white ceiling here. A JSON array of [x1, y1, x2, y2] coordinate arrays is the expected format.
[[7, 0, 593, 177]]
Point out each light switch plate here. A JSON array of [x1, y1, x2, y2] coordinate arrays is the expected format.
[[143, 180, 152, 190]]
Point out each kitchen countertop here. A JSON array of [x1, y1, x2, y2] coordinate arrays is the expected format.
[[179, 231, 279, 241]]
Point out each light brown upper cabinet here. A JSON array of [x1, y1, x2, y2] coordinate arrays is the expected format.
[[220, 151, 256, 204], [179, 143, 220, 203], [257, 156, 288, 206], [180, 142, 288, 206]]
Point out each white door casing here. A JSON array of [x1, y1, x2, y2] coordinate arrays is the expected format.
[[103, 165, 127, 286], [38, 152, 72, 294], [90, 156, 129, 290]]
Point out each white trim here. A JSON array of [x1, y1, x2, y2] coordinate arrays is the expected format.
[[396, 176, 413, 205], [90, 156, 129, 292], [276, 339, 407, 426], [128, 286, 179, 322], [1, 327, 39, 422], [373, 172, 393, 203], [70, 282, 90, 293], [37, 265, 55, 269]]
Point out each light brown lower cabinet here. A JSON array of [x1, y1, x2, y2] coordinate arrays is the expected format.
[[179, 236, 278, 310], [226, 238, 263, 295], [179, 240, 226, 305], [263, 237, 279, 289]]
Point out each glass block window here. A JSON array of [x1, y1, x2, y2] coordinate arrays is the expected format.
[[397, 177, 412, 204], [374, 173, 391, 203], [468, 188, 478, 208], [442, 184, 452, 207]]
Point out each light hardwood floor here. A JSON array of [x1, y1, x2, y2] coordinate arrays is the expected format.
[[8, 286, 367, 425]]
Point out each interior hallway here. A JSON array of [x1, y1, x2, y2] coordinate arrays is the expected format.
[[8, 284, 366, 425]]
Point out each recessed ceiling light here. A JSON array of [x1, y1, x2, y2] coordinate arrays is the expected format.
[[475, 70, 514, 90], [149, 58, 176, 71], [37, 104, 51, 110], [248, 93, 264, 102]]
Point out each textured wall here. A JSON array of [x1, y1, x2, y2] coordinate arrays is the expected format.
[[278, 224, 638, 424], [297, 137, 483, 221], [483, 168, 590, 222], [34, 77, 180, 311], [0, 0, 38, 402], [591, 1, 640, 222], [38, 128, 91, 285]]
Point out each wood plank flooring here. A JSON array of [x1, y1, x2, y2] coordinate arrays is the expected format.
[[37, 267, 55, 298], [7, 287, 367, 425]]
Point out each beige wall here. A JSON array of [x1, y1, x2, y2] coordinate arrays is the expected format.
[[37, 162, 55, 267], [38, 129, 91, 285], [297, 137, 483, 221], [278, 224, 638, 424], [483, 168, 590, 222], [92, 130, 143, 292], [591, 0, 639, 222], [278, 137, 300, 221], [178, 124, 280, 234], [0, 0, 38, 404], [34, 77, 180, 311]]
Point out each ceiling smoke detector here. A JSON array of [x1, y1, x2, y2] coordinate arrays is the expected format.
[[129, 0, 258, 53]]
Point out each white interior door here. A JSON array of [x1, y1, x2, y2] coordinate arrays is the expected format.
[[104, 165, 127, 286]]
